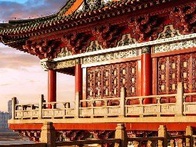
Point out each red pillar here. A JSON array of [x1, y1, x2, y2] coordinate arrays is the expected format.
[[75, 63, 82, 109], [141, 47, 152, 104], [75, 63, 82, 95], [48, 70, 56, 103]]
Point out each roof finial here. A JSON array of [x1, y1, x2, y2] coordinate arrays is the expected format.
[[84, 0, 89, 10]]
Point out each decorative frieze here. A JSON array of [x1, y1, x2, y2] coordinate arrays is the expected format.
[[82, 49, 137, 64], [55, 59, 76, 69], [41, 59, 76, 70], [154, 38, 196, 53]]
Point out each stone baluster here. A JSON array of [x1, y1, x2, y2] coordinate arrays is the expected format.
[[114, 123, 127, 147], [177, 139, 183, 147], [186, 126, 193, 147], [170, 139, 175, 147], [133, 141, 139, 147], [157, 97, 161, 117], [158, 125, 167, 147], [176, 82, 183, 116], [40, 122, 56, 147], [147, 140, 152, 147], [120, 87, 125, 117]]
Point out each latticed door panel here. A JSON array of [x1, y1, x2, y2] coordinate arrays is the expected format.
[[157, 53, 196, 95], [86, 61, 138, 99]]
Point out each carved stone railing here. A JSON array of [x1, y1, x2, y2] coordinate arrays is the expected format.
[[11, 82, 196, 120], [183, 92, 196, 115], [80, 97, 121, 118], [125, 94, 177, 117], [14, 100, 75, 120], [15, 103, 39, 119]]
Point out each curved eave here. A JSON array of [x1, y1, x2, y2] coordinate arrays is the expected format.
[[0, 0, 178, 41], [57, 0, 80, 16]]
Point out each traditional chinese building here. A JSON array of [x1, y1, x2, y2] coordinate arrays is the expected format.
[[0, 0, 196, 146]]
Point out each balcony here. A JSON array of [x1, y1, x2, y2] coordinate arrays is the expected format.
[[9, 82, 196, 124]]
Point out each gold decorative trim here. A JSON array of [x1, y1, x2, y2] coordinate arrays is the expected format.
[[82, 49, 137, 64], [154, 38, 196, 53], [54, 59, 76, 69]]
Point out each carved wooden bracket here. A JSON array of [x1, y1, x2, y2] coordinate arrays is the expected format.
[[92, 24, 125, 48], [170, 4, 196, 34], [56, 130, 91, 141], [91, 130, 115, 139], [18, 130, 41, 142], [62, 32, 91, 54], [129, 15, 162, 42], [23, 40, 61, 59]]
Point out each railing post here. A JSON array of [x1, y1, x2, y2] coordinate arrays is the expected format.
[[114, 123, 127, 147], [12, 97, 17, 120], [186, 126, 193, 147], [120, 87, 125, 117], [177, 139, 183, 147], [39, 94, 44, 119], [176, 82, 183, 116], [75, 92, 80, 118], [158, 125, 167, 147], [40, 122, 56, 147]]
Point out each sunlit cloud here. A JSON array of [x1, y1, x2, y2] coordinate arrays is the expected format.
[[0, 50, 40, 69], [0, 0, 66, 22], [0, 0, 74, 112]]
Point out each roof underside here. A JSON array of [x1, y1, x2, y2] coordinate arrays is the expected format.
[[0, 0, 195, 61], [0, 0, 177, 40]]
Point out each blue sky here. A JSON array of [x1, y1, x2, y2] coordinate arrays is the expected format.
[[0, 0, 74, 112], [0, 0, 67, 22], [0, 0, 28, 3]]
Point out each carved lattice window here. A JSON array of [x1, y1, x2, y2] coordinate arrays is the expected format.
[[87, 61, 137, 99], [158, 53, 196, 94]]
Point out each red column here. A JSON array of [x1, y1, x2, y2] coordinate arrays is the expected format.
[[75, 63, 82, 110], [75, 63, 82, 95], [48, 70, 56, 103], [141, 47, 152, 104]]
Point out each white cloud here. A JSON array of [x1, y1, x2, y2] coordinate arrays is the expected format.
[[0, 0, 75, 112]]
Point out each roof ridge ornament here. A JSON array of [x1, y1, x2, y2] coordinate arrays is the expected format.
[[83, 0, 102, 10]]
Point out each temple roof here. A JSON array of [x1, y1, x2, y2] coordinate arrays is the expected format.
[[0, 0, 195, 64], [0, 0, 175, 41]]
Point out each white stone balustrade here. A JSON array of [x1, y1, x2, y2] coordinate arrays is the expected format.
[[125, 94, 177, 117], [11, 82, 196, 120], [80, 97, 121, 117], [183, 92, 196, 115]]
